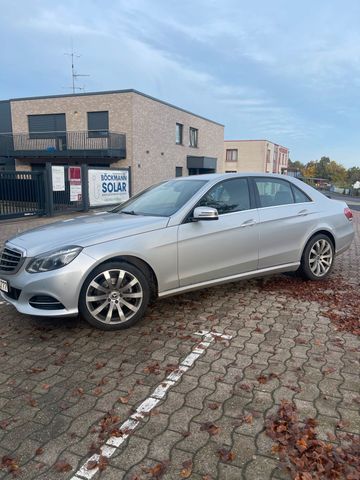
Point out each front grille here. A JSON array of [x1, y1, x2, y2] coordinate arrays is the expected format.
[[0, 246, 23, 273], [29, 295, 65, 310]]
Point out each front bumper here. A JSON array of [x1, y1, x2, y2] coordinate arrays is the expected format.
[[0, 251, 96, 317]]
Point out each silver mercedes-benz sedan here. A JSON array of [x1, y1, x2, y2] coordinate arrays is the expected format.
[[0, 173, 354, 330]]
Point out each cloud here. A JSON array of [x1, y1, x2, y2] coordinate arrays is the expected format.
[[1, 0, 359, 166]]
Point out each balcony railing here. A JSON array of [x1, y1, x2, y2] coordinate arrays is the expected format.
[[0, 131, 126, 160]]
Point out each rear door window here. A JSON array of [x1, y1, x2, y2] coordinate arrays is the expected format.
[[254, 178, 294, 207]]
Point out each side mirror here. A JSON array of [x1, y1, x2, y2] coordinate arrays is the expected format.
[[193, 206, 219, 221]]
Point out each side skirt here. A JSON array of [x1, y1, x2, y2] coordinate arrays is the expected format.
[[158, 262, 300, 298]]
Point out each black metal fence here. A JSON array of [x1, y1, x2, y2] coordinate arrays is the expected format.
[[0, 164, 131, 220], [0, 171, 46, 219], [0, 131, 126, 159]]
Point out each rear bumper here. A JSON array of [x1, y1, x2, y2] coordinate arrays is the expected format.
[[335, 229, 354, 255]]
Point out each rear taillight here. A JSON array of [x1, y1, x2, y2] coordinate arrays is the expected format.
[[344, 207, 353, 221]]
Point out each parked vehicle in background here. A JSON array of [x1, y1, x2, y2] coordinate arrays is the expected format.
[[0, 174, 354, 330]]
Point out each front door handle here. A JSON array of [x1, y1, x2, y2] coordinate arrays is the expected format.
[[297, 209, 309, 216], [240, 219, 256, 227]]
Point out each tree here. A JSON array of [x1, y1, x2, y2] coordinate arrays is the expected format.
[[325, 161, 347, 186], [316, 156, 331, 178], [347, 166, 360, 186], [303, 161, 317, 178], [288, 159, 305, 173]]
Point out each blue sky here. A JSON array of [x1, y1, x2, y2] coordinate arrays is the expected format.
[[1, 0, 359, 168]]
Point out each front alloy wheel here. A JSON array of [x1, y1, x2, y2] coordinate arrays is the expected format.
[[301, 234, 334, 280], [79, 262, 150, 330]]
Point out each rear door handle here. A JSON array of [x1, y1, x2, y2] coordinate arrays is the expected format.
[[297, 209, 309, 216], [240, 219, 256, 227]]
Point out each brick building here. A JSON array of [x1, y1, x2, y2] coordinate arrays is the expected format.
[[224, 139, 289, 174], [0, 90, 224, 193]]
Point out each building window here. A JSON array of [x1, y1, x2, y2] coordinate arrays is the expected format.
[[28, 113, 66, 139], [225, 170, 237, 173], [176, 123, 183, 145], [87, 111, 109, 138], [175, 166, 183, 177], [189, 127, 198, 148], [226, 149, 238, 161]]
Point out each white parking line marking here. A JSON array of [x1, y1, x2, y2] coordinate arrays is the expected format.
[[70, 330, 233, 480]]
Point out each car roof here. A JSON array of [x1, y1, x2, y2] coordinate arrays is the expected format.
[[173, 173, 293, 181]]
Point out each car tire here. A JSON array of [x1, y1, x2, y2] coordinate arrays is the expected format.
[[79, 261, 150, 330], [300, 234, 335, 281]]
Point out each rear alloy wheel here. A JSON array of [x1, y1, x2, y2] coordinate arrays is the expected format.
[[79, 261, 150, 330], [301, 234, 334, 280]]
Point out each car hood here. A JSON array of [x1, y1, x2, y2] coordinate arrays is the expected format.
[[8, 212, 169, 257]]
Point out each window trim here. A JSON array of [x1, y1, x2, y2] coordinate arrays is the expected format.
[[225, 149, 238, 162], [175, 123, 183, 145], [250, 177, 314, 209], [189, 127, 198, 148]]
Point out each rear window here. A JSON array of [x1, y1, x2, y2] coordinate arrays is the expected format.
[[291, 185, 311, 203]]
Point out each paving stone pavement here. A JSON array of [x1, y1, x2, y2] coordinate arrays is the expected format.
[[0, 212, 359, 480]]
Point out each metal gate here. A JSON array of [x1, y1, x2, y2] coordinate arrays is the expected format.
[[50, 164, 85, 214], [0, 170, 46, 219], [0, 164, 131, 220]]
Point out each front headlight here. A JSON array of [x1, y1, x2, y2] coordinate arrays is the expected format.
[[26, 246, 83, 273]]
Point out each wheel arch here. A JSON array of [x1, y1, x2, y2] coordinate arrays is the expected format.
[[301, 229, 336, 260], [89, 255, 159, 299]]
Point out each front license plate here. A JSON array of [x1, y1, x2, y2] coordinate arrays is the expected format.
[[0, 279, 9, 293]]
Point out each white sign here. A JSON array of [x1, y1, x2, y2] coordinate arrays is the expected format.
[[88, 169, 129, 207], [70, 183, 82, 202], [353, 181, 360, 190], [51, 166, 65, 191]]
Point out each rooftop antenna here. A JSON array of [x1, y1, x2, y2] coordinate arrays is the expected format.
[[64, 44, 89, 93]]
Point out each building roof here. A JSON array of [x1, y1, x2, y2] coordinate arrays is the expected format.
[[225, 139, 289, 150], [4, 89, 224, 127]]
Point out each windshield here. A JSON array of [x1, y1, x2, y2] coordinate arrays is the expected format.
[[112, 178, 208, 217]]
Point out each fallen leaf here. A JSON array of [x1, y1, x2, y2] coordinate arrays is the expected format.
[[218, 448, 236, 462], [95, 362, 107, 370], [243, 414, 253, 424], [0, 419, 11, 430], [239, 383, 252, 392], [72, 387, 84, 397], [54, 460, 72, 473], [257, 375, 267, 384], [143, 362, 161, 375], [265, 400, 360, 479], [180, 459, 193, 478], [26, 396, 37, 408], [200, 422, 219, 436], [0, 455, 20, 475], [144, 461, 169, 478], [118, 396, 129, 404], [35, 448, 44, 456], [207, 403, 219, 410]]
